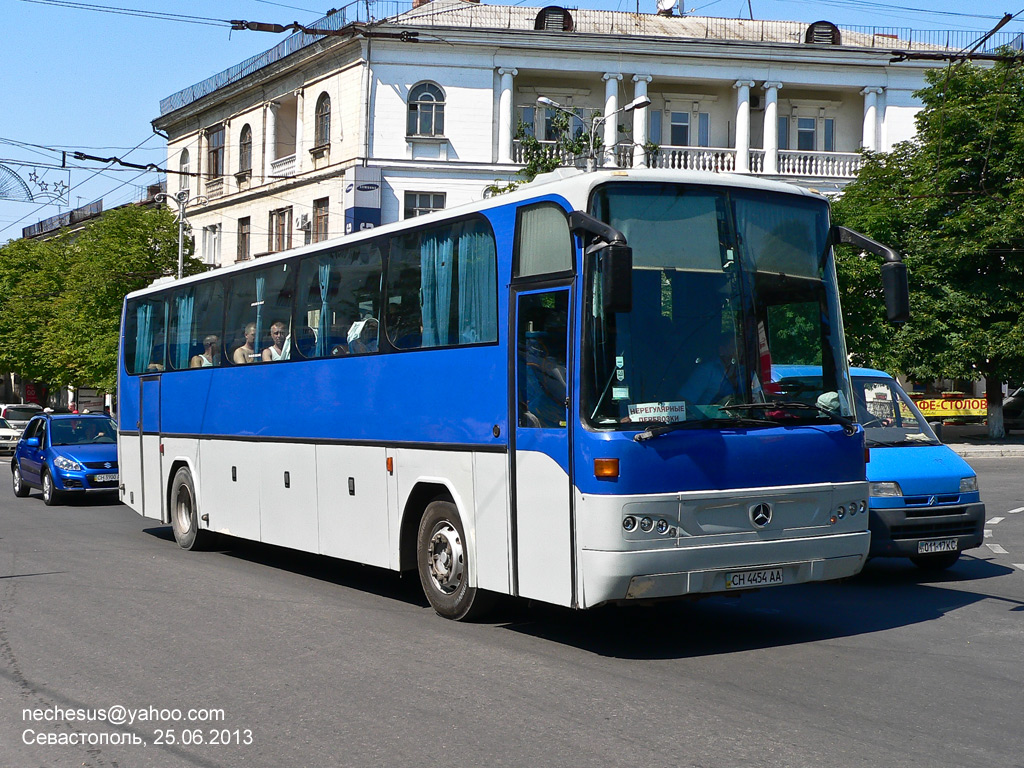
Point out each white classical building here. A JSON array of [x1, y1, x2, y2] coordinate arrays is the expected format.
[[153, 0, 962, 267]]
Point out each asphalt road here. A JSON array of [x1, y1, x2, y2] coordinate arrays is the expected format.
[[1, 458, 1021, 768]]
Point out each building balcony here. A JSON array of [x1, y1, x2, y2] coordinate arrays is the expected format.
[[777, 149, 863, 178], [270, 153, 296, 178]]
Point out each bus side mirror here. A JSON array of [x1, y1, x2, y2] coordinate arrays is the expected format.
[[601, 244, 633, 314], [830, 225, 910, 324]]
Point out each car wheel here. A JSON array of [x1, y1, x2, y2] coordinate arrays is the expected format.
[[416, 500, 493, 621], [910, 551, 960, 571], [12, 463, 30, 498], [41, 468, 62, 506], [170, 466, 207, 550]]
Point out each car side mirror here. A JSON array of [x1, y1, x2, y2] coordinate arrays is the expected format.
[[25, 437, 40, 448], [601, 243, 633, 314]]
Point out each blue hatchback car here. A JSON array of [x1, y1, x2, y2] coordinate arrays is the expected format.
[[774, 366, 984, 570], [10, 413, 119, 505]]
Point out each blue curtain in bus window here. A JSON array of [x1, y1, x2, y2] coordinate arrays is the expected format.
[[457, 226, 497, 343], [173, 290, 194, 370], [420, 232, 454, 347], [134, 302, 153, 374], [254, 273, 266, 355], [315, 259, 331, 357]]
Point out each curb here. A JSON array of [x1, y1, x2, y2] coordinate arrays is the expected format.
[[947, 445, 1024, 459]]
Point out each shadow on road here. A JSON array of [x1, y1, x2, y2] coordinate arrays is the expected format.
[[141, 524, 1020, 659]]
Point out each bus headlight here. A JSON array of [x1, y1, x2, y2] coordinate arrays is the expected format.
[[655, 519, 669, 535], [870, 481, 902, 497], [622, 516, 637, 532], [960, 476, 978, 493], [639, 517, 654, 533]]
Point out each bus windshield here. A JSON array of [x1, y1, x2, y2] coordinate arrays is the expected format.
[[584, 181, 852, 430]]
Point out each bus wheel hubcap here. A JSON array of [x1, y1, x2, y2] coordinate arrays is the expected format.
[[427, 523, 463, 595], [175, 487, 193, 534]]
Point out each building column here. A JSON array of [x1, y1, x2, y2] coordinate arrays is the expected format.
[[497, 67, 518, 164], [602, 73, 622, 167], [632, 75, 652, 168], [265, 102, 279, 177], [861, 87, 883, 151], [761, 82, 782, 175], [733, 80, 755, 173], [294, 89, 305, 174]]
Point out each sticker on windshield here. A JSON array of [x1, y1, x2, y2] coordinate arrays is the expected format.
[[628, 401, 687, 423], [612, 387, 630, 401]]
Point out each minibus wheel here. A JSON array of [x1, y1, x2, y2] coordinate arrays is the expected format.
[[416, 500, 493, 620]]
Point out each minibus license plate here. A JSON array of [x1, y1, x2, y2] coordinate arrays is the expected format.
[[726, 568, 783, 589], [918, 538, 957, 554], [95, 473, 118, 483]]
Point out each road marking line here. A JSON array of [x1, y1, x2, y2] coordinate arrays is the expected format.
[[1007, 507, 1024, 515], [987, 517, 1005, 525], [987, 543, 1009, 555], [1015, 564, 1024, 572], [984, 529, 992, 538]]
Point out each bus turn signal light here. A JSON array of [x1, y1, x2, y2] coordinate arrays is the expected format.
[[594, 458, 619, 479]]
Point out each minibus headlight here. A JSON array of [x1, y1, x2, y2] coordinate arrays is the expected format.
[[960, 476, 978, 493], [870, 481, 902, 497], [836, 505, 846, 519]]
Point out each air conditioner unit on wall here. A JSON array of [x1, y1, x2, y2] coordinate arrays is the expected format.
[[297, 213, 311, 229]]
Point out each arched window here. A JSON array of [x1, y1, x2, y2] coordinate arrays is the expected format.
[[178, 149, 190, 191], [238, 124, 252, 173], [407, 83, 445, 137], [314, 93, 331, 147]]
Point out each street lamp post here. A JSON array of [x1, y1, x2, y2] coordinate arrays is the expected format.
[[536, 94, 652, 172], [155, 188, 206, 279]]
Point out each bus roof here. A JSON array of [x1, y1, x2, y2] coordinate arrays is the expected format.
[[126, 168, 828, 300]]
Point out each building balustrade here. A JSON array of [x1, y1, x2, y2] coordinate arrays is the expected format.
[[270, 153, 297, 178], [646, 145, 737, 173], [777, 150, 862, 178]]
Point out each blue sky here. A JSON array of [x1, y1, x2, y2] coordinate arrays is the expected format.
[[1, 0, 1019, 242]]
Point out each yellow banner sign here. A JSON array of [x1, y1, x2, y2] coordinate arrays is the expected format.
[[911, 398, 987, 417]]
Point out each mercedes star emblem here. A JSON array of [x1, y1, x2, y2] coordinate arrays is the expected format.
[[750, 503, 773, 527]]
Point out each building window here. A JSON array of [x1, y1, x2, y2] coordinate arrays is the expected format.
[[824, 117, 835, 152], [313, 198, 329, 243], [669, 112, 689, 146], [407, 83, 445, 137], [404, 192, 445, 219], [269, 207, 292, 252], [797, 117, 816, 151], [238, 125, 252, 173], [178, 149, 190, 191], [778, 116, 790, 150], [206, 125, 225, 177], [696, 112, 710, 147], [237, 217, 251, 261], [202, 223, 222, 266], [542, 106, 584, 141], [648, 109, 663, 145], [314, 93, 331, 147]]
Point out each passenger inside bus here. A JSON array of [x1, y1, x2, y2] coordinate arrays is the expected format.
[[190, 335, 221, 368], [262, 321, 291, 361], [232, 323, 257, 364]]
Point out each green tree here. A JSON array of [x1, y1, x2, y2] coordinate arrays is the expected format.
[[41, 204, 204, 393], [832, 55, 1024, 437], [488, 111, 596, 195]]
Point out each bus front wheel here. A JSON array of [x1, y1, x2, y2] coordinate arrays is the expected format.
[[170, 467, 207, 551], [416, 500, 492, 621]]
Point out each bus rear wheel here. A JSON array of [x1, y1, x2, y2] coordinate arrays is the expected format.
[[416, 500, 492, 621], [170, 467, 207, 551]]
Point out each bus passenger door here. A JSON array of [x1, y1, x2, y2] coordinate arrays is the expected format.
[[513, 287, 574, 607], [139, 375, 163, 520]]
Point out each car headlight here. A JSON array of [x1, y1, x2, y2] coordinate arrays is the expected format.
[[54, 456, 82, 472], [869, 481, 902, 497], [960, 476, 978, 493]]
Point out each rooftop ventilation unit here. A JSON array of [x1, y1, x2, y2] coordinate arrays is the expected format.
[[535, 6, 574, 31], [805, 20, 842, 45]]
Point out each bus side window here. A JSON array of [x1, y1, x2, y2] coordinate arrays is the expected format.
[[124, 297, 167, 374], [225, 263, 296, 364], [517, 292, 569, 429]]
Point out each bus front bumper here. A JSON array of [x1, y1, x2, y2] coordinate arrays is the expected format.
[[579, 531, 869, 607]]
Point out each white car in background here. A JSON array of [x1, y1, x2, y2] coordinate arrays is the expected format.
[[0, 417, 21, 456], [0, 403, 43, 433]]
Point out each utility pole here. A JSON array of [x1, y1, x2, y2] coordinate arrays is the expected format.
[[155, 189, 205, 279]]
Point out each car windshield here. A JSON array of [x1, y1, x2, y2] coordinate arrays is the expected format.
[[0, 418, 12, 430], [776, 372, 938, 446], [50, 417, 117, 446], [6, 406, 41, 421], [583, 182, 853, 430]]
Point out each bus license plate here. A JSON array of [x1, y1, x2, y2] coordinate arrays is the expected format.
[[94, 473, 118, 483], [918, 538, 957, 554], [726, 568, 783, 589]]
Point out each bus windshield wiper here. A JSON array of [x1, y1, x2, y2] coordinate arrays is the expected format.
[[634, 416, 779, 442], [719, 400, 857, 435]]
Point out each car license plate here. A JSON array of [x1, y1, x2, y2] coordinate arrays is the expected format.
[[918, 538, 958, 554], [94, 473, 118, 483], [725, 567, 783, 589]]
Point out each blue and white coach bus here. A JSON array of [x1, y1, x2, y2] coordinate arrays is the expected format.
[[118, 169, 908, 619]]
